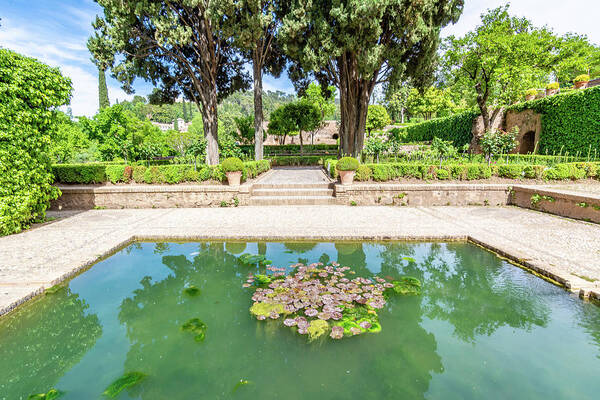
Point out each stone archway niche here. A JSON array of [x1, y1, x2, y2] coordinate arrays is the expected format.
[[505, 109, 542, 154]]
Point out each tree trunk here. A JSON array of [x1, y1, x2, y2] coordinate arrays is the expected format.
[[299, 131, 304, 155], [201, 86, 219, 165], [252, 49, 264, 161], [475, 82, 491, 132], [337, 54, 373, 158], [400, 108, 405, 124]]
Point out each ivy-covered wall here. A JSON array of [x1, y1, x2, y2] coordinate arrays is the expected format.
[[509, 86, 600, 156], [394, 110, 478, 147], [0, 49, 72, 236]]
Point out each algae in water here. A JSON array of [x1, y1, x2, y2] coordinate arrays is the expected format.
[[102, 372, 146, 398]]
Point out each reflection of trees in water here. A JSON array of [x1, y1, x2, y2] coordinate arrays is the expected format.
[[379, 243, 550, 342], [0, 287, 102, 397], [116, 242, 442, 399], [335, 242, 369, 276], [283, 242, 317, 253], [225, 242, 247, 255], [578, 301, 600, 359]]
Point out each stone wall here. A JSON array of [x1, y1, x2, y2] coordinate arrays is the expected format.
[[51, 185, 250, 210], [510, 186, 600, 224], [334, 184, 511, 206]]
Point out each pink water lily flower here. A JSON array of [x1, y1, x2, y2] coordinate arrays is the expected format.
[[284, 318, 297, 327], [350, 327, 361, 336], [330, 326, 344, 339], [359, 321, 372, 330], [305, 308, 318, 317]]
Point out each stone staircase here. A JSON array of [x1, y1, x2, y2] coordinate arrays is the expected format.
[[249, 182, 337, 205]]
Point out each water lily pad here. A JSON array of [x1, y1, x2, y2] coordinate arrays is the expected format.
[[102, 372, 146, 398], [181, 318, 207, 342], [402, 256, 416, 263], [183, 286, 201, 297], [27, 389, 63, 400]]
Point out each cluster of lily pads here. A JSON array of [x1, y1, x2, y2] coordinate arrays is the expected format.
[[242, 260, 421, 341]]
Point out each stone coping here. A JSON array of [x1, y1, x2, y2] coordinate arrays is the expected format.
[[1, 206, 599, 317], [513, 185, 600, 203], [57, 183, 250, 193], [335, 183, 511, 192]]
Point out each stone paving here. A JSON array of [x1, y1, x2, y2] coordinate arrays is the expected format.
[[1, 205, 599, 316], [256, 166, 332, 184]]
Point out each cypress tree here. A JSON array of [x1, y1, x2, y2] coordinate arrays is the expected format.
[[98, 67, 110, 109], [182, 100, 189, 122]]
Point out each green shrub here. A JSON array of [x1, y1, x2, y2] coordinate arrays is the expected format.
[[497, 164, 524, 179], [436, 168, 450, 180], [574, 74, 590, 83], [221, 157, 244, 172], [394, 110, 478, 146], [106, 165, 126, 183], [336, 157, 359, 171], [355, 165, 372, 181], [52, 164, 107, 184], [525, 89, 538, 97], [546, 82, 559, 90], [270, 156, 324, 166], [371, 165, 390, 181], [132, 166, 146, 183]]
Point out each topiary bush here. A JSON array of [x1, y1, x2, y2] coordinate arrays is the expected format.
[[221, 157, 244, 172], [52, 164, 107, 184], [393, 110, 478, 146], [336, 157, 359, 171], [0, 49, 72, 235]]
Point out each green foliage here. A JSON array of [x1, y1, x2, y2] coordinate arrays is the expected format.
[[105, 165, 128, 183], [183, 286, 201, 297], [431, 137, 458, 165], [546, 82, 560, 90], [509, 86, 600, 155], [237, 253, 270, 267], [52, 164, 107, 184], [336, 157, 359, 171], [234, 115, 255, 144], [479, 128, 519, 163], [363, 134, 389, 162], [221, 157, 244, 173], [394, 110, 478, 146], [525, 89, 538, 97], [27, 389, 63, 400], [181, 318, 208, 342], [98, 67, 110, 110], [0, 49, 72, 236], [102, 372, 146, 398], [269, 156, 326, 166], [406, 87, 456, 120], [49, 112, 94, 164], [302, 83, 336, 123], [574, 74, 590, 83], [307, 319, 330, 341], [365, 105, 391, 134]]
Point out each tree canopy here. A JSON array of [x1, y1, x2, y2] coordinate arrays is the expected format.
[[280, 0, 464, 156], [91, 0, 251, 165]]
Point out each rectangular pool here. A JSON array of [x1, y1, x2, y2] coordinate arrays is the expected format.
[[1, 241, 599, 399]]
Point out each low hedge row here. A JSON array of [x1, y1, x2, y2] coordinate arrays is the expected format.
[[53, 160, 271, 184], [269, 156, 331, 166], [240, 144, 338, 156], [327, 160, 599, 181], [391, 110, 478, 147]]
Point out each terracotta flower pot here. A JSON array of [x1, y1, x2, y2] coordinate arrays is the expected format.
[[339, 170, 355, 185], [574, 81, 588, 89], [525, 95, 536, 101], [226, 171, 242, 186], [545, 88, 558, 96]]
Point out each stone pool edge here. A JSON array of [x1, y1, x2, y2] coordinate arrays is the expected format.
[[2, 233, 598, 318]]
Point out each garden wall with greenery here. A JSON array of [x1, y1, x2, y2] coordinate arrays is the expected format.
[[509, 86, 600, 156], [0, 49, 72, 236], [52, 160, 270, 185], [327, 159, 600, 182]]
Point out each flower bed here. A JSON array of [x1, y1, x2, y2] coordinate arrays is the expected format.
[[242, 258, 421, 341]]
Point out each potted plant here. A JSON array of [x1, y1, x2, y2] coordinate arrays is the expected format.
[[221, 157, 244, 186], [545, 82, 559, 96], [524, 89, 538, 101], [573, 74, 590, 89], [336, 157, 359, 185]]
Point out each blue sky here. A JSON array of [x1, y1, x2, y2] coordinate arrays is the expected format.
[[1, 0, 598, 117]]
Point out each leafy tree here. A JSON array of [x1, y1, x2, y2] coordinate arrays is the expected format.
[[406, 87, 456, 120], [234, 115, 255, 144], [87, 16, 114, 111], [267, 100, 320, 153], [91, 0, 251, 165], [431, 137, 457, 167], [301, 82, 336, 144], [479, 127, 519, 164], [280, 0, 463, 157], [365, 105, 391, 136], [384, 84, 411, 123], [442, 5, 562, 131], [49, 112, 92, 163], [552, 34, 600, 84], [0, 49, 72, 235], [216, 0, 287, 161], [166, 129, 201, 158], [363, 133, 388, 163]]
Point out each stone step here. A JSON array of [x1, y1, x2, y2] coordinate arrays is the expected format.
[[252, 188, 334, 197], [249, 196, 338, 206], [252, 182, 334, 190]]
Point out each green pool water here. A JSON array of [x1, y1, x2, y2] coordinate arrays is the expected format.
[[1, 241, 599, 399]]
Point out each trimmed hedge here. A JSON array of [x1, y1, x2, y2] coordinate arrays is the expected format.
[[509, 86, 600, 156], [327, 160, 599, 181], [240, 144, 338, 157], [53, 160, 270, 184], [269, 156, 329, 166], [393, 110, 478, 147]]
